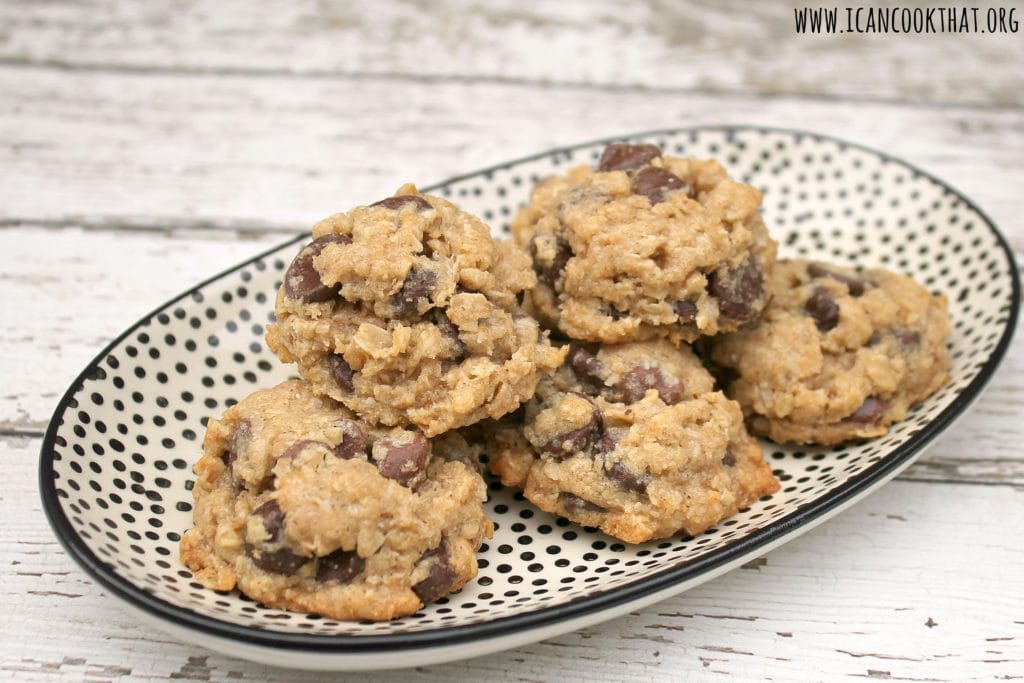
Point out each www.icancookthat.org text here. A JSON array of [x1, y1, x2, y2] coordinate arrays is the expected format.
[[794, 6, 1019, 34]]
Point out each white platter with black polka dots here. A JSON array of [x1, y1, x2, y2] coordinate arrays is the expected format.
[[40, 127, 1019, 670]]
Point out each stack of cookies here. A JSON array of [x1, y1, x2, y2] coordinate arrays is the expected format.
[[180, 142, 951, 621]]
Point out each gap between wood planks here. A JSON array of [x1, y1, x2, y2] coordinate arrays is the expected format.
[[0, 56, 1021, 114], [0, 216, 304, 240]]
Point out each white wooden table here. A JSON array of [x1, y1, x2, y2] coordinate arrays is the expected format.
[[2, 2, 1022, 680]]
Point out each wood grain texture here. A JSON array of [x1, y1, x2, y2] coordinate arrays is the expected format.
[[0, 225, 291, 433], [5, 436, 1022, 681], [0, 0, 1021, 106], [2, 67, 1023, 240]]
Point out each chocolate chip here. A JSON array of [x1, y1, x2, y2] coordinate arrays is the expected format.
[[325, 353, 355, 392], [435, 310, 467, 361], [721, 451, 736, 466], [280, 439, 330, 461], [607, 462, 649, 494], [559, 492, 606, 514], [221, 450, 237, 468], [533, 236, 573, 287], [614, 366, 684, 404], [807, 262, 866, 296], [674, 300, 698, 324], [539, 408, 602, 459], [598, 430, 618, 456], [849, 397, 886, 423], [373, 432, 430, 488], [246, 500, 307, 574], [371, 195, 433, 211], [412, 545, 457, 603], [248, 546, 306, 574], [569, 347, 606, 391], [393, 268, 437, 316], [334, 420, 367, 460], [252, 500, 284, 538], [316, 549, 365, 583], [894, 329, 921, 348], [708, 258, 764, 322], [283, 234, 350, 303], [869, 329, 921, 349], [632, 167, 688, 204], [804, 286, 840, 332], [597, 143, 662, 172]]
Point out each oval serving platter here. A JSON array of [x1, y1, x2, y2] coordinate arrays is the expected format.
[[40, 127, 1019, 670]]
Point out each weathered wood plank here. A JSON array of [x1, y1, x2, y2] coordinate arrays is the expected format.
[[0, 225, 292, 432], [0, 0, 1021, 107], [3, 224, 1022, 486], [7, 435, 1022, 680], [1, 66, 1022, 247]]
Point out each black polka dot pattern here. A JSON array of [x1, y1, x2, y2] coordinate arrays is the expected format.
[[42, 128, 1018, 640]]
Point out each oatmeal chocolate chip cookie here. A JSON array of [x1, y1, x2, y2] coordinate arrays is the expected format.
[[485, 341, 779, 544], [512, 143, 777, 343], [709, 259, 951, 445], [266, 184, 566, 436], [180, 380, 493, 621]]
